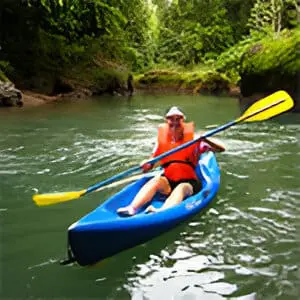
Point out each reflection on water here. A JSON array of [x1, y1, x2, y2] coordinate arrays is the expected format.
[[0, 94, 299, 299]]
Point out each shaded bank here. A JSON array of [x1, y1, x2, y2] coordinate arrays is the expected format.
[[0, 61, 133, 107], [0, 67, 240, 108]]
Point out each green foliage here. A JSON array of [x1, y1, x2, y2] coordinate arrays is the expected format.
[[1, 0, 298, 93], [247, 0, 298, 37], [2, 0, 157, 82], [225, 0, 254, 40], [90, 67, 126, 91], [27, 0, 127, 41], [214, 34, 263, 82], [35, 30, 87, 70], [155, 0, 245, 67], [0, 61, 12, 81], [0, 71, 8, 82], [213, 26, 299, 84]]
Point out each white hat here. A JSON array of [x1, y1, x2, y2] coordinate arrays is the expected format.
[[165, 106, 185, 119]]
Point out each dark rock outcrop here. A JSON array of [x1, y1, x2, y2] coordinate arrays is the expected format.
[[239, 70, 299, 112]]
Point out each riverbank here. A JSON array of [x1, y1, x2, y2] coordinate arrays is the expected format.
[[21, 87, 96, 107], [20, 88, 241, 108], [1, 70, 298, 112], [0, 87, 91, 108], [1, 68, 241, 108], [135, 69, 240, 97], [22, 91, 62, 106]]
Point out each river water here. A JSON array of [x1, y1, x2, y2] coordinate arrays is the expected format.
[[0, 94, 299, 299]]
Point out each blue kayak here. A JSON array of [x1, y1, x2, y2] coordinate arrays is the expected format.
[[66, 151, 220, 266]]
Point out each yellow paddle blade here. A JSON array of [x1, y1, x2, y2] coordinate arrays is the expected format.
[[32, 189, 86, 206], [238, 90, 294, 122]]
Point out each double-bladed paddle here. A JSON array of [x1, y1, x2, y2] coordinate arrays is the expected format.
[[32, 90, 294, 206]]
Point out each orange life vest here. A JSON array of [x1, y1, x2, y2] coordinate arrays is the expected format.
[[154, 122, 199, 181]]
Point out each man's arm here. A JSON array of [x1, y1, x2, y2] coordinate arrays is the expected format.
[[195, 131, 226, 152]]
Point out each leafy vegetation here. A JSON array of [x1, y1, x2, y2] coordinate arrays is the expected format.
[[0, 61, 11, 81], [0, 0, 298, 94]]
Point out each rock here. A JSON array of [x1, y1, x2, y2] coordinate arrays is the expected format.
[[239, 30, 299, 112], [0, 80, 23, 107]]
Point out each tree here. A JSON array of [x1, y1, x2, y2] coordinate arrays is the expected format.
[[247, 0, 298, 37], [155, 0, 242, 66]]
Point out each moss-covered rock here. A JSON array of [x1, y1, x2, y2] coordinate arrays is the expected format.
[[239, 29, 299, 111], [136, 68, 234, 95]]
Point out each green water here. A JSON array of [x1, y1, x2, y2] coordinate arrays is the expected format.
[[0, 94, 299, 299]]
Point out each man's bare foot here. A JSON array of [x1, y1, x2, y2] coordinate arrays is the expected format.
[[145, 205, 160, 213], [117, 205, 136, 216]]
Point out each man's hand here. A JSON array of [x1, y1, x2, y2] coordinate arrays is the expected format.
[[140, 160, 153, 173], [196, 131, 226, 152]]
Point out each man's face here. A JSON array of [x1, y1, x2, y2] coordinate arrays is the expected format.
[[166, 116, 184, 129]]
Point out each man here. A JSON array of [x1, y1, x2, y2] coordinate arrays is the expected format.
[[117, 106, 225, 216]]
